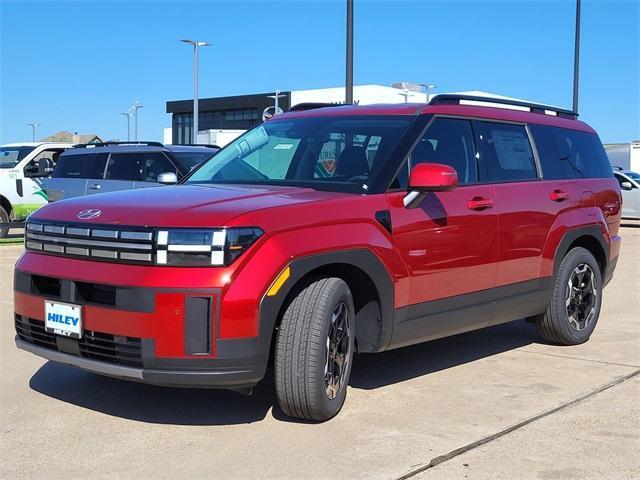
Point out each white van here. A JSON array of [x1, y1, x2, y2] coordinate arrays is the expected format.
[[0, 142, 75, 237]]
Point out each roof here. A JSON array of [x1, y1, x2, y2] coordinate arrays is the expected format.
[[61, 142, 218, 156], [40, 131, 103, 144], [1, 142, 76, 147], [278, 102, 595, 134]]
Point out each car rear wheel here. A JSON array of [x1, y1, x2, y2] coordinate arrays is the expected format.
[[537, 247, 602, 345], [0, 206, 10, 239], [274, 277, 355, 421]]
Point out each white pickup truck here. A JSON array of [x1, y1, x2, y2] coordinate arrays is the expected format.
[[0, 142, 75, 237]]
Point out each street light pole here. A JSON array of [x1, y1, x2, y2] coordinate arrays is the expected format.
[[26, 123, 40, 141], [120, 111, 131, 141], [182, 39, 211, 144], [345, 0, 354, 104], [419, 83, 437, 103], [131, 101, 143, 140], [572, 0, 581, 113]]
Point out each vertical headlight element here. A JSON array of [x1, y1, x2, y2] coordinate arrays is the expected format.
[[155, 228, 262, 266]]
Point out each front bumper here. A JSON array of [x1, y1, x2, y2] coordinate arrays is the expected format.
[[15, 336, 263, 388], [13, 263, 270, 389]]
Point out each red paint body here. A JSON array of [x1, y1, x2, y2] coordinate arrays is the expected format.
[[14, 103, 622, 373]]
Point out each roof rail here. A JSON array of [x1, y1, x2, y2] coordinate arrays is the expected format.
[[428, 94, 578, 120], [178, 144, 220, 149], [288, 102, 352, 112], [74, 141, 166, 149]]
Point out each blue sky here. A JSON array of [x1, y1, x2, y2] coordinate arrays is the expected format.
[[1, 0, 638, 144]]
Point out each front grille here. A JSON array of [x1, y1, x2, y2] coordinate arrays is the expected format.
[[15, 316, 143, 367], [25, 220, 155, 265]]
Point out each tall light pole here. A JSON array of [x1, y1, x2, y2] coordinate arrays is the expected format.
[[181, 39, 211, 143], [420, 83, 437, 103], [398, 88, 413, 103], [131, 101, 143, 140], [120, 111, 132, 141], [572, 0, 581, 113], [345, 0, 354, 104], [267, 90, 287, 114], [26, 123, 40, 141]]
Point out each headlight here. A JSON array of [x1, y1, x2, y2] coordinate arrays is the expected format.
[[155, 227, 263, 266]]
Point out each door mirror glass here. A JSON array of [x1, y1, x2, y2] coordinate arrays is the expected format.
[[157, 172, 178, 184], [620, 181, 633, 190]]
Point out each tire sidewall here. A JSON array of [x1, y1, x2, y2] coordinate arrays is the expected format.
[[0, 206, 9, 238], [311, 281, 355, 420], [551, 248, 602, 344]]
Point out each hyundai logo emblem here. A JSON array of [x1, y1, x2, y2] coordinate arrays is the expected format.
[[76, 209, 102, 220]]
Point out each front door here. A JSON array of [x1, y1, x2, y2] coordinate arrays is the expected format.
[[387, 117, 498, 347]]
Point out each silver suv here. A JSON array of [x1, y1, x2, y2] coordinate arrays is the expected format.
[[45, 142, 218, 202]]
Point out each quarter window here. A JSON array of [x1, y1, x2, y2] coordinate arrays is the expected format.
[[477, 122, 537, 182]]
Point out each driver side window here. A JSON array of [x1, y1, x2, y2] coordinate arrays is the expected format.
[[391, 118, 477, 189]]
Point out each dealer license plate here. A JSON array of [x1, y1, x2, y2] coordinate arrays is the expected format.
[[44, 301, 82, 339]]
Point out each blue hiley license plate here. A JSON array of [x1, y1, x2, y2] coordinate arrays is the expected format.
[[45, 301, 82, 339]]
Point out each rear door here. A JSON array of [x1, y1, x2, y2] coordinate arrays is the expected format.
[[46, 152, 108, 202], [89, 152, 141, 195], [474, 120, 565, 323]]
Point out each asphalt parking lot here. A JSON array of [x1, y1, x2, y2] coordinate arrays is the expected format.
[[1, 225, 639, 480]]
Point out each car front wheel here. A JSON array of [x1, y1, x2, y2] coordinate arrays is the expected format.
[[274, 277, 355, 421]]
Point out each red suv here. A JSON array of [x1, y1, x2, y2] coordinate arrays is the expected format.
[[15, 95, 621, 421]]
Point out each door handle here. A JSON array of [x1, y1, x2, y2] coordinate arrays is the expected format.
[[467, 197, 493, 211], [549, 190, 570, 202], [88, 184, 101, 190]]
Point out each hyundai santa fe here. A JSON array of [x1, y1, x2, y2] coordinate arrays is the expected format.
[[14, 95, 621, 421]]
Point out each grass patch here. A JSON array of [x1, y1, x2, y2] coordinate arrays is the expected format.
[[0, 237, 24, 245]]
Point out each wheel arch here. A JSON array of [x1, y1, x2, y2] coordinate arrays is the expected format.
[[259, 249, 394, 357], [553, 225, 608, 280], [0, 194, 12, 216]]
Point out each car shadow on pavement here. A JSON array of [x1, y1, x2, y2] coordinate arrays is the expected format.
[[29, 362, 278, 426], [350, 319, 540, 390], [29, 320, 541, 425]]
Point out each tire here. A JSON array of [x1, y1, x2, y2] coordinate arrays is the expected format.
[[537, 247, 602, 345], [275, 277, 355, 421], [0, 206, 9, 239]]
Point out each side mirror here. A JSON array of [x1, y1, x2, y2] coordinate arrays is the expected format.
[[620, 181, 633, 191], [24, 163, 40, 177], [403, 163, 458, 208], [157, 172, 178, 184]]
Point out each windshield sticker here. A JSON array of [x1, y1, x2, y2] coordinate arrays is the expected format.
[[274, 144, 294, 150]]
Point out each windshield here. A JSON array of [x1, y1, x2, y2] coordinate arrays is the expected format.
[[186, 115, 413, 193], [172, 151, 217, 172], [0, 146, 36, 168]]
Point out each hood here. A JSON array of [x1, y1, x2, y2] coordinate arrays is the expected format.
[[31, 184, 348, 227]]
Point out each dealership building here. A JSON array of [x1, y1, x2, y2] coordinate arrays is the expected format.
[[165, 84, 429, 146]]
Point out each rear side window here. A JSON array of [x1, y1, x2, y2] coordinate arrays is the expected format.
[[531, 125, 613, 180], [52, 153, 108, 179], [550, 128, 612, 179], [477, 122, 537, 182], [410, 118, 478, 185], [105, 153, 143, 181]]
